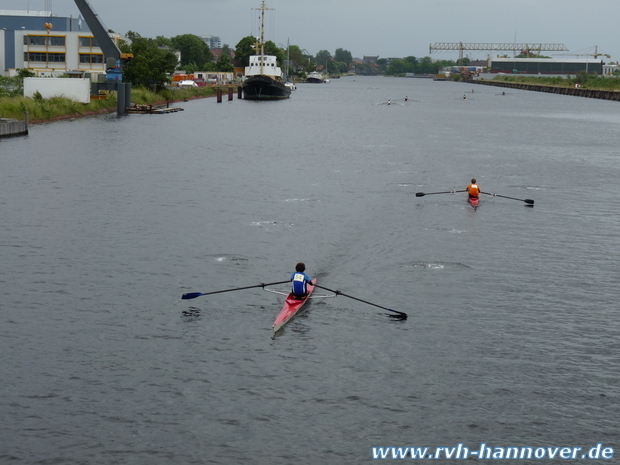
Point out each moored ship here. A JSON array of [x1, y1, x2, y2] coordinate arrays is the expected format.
[[242, 2, 291, 100]]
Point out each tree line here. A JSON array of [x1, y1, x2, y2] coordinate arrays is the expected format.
[[118, 30, 467, 91], [3, 29, 464, 93]]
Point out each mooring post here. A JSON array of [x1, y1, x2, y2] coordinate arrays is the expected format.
[[228, 87, 233, 101], [238, 86, 243, 99], [217, 88, 223, 103]]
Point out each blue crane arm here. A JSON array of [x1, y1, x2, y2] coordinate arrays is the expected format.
[[73, 0, 126, 60]]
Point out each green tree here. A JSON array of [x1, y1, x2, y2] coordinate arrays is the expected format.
[[171, 34, 213, 69], [353, 62, 374, 75], [221, 44, 233, 58], [234, 36, 285, 68], [386, 58, 411, 75], [286, 44, 305, 74], [235, 36, 258, 67], [0, 75, 24, 97], [334, 48, 352, 65], [416, 56, 435, 74], [404, 56, 419, 67], [122, 35, 178, 91], [17, 69, 36, 79], [183, 63, 199, 74], [215, 53, 234, 72], [264, 41, 285, 64], [315, 50, 332, 68], [154, 35, 173, 47]]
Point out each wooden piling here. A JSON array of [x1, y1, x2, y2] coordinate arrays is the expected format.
[[217, 88, 223, 103]]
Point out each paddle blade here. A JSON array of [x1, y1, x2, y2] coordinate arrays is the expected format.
[[525, 199, 534, 205], [415, 192, 425, 197], [182, 292, 205, 300]]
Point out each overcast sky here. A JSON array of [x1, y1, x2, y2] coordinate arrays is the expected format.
[[4, 0, 619, 62]]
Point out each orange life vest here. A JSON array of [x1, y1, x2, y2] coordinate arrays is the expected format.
[[467, 183, 480, 198]]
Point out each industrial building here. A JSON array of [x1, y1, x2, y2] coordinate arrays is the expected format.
[[489, 57, 604, 75], [0, 9, 110, 78]]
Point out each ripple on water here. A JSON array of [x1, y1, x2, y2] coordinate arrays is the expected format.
[[406, 261, 470, 270]]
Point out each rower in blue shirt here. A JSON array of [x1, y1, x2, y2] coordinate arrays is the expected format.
[[291, 262, 313, 299]]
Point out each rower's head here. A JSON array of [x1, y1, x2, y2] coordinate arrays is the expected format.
[[295, 262, 306, 272], [471, 178, 476, 184]]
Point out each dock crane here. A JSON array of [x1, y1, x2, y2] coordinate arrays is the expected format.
[[553, 45, 610, 59], [429, 42, 569, 65], [73, 0, 133, 114]]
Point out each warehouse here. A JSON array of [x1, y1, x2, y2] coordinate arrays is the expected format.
[[489, 57, 603, 75]]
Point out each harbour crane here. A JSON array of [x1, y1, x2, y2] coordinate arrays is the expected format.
[[553, 45, 610, 59], [429, 42, 569, 65], [73, 0, 133, 114]]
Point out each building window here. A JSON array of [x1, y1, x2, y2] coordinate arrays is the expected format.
[[23, 35, 66, 46], [25, 52, 45, 62], [25, 52, 66, 62], [48, 36, 66, 47], [79, 36, 98, 47], [48, 53, 66, 62], [25, 36, 46, 46], [80, 54, 103, 64]]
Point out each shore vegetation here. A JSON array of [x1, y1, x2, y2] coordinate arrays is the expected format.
[[492, 72, 620, 90], [0, 85, 222, 123]]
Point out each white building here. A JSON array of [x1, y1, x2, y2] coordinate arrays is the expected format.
[[1, 10, 119, 79], [603, 63, 619, 75]]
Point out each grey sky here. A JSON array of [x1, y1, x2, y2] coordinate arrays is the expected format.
[[4, 0, 619, 62]]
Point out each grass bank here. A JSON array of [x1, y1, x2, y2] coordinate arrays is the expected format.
[[491, 75, 620, 91], [0, 85, 225, 123]]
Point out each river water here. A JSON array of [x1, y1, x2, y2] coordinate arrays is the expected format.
[[1, 77, 619, 464]]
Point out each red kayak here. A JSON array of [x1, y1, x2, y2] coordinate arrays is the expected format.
[[468, 196, 479, 209], [272, 279, 316, 332]]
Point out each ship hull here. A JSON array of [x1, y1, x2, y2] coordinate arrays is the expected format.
[[242, 75, 291, 100]]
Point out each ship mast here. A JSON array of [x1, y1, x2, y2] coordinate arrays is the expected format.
[[253, 1, 273, 75]]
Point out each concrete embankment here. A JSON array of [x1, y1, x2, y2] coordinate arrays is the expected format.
[[0, 113, 29, 138], [471, 80, 620, 101]]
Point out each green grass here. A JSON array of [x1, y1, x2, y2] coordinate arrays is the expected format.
[[0, 85, 226, 122], [492, 75, 620, 90]]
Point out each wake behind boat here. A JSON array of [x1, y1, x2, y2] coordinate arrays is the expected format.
[[242, 2, 291, 101]]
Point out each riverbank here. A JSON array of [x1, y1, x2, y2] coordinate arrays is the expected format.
[[471, 79, 620, 101], [0, 85, 227, 125]]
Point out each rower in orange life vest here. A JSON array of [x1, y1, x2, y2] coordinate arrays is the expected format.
[[291, 262, 313, 299], [466, 178, 480, 200]]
